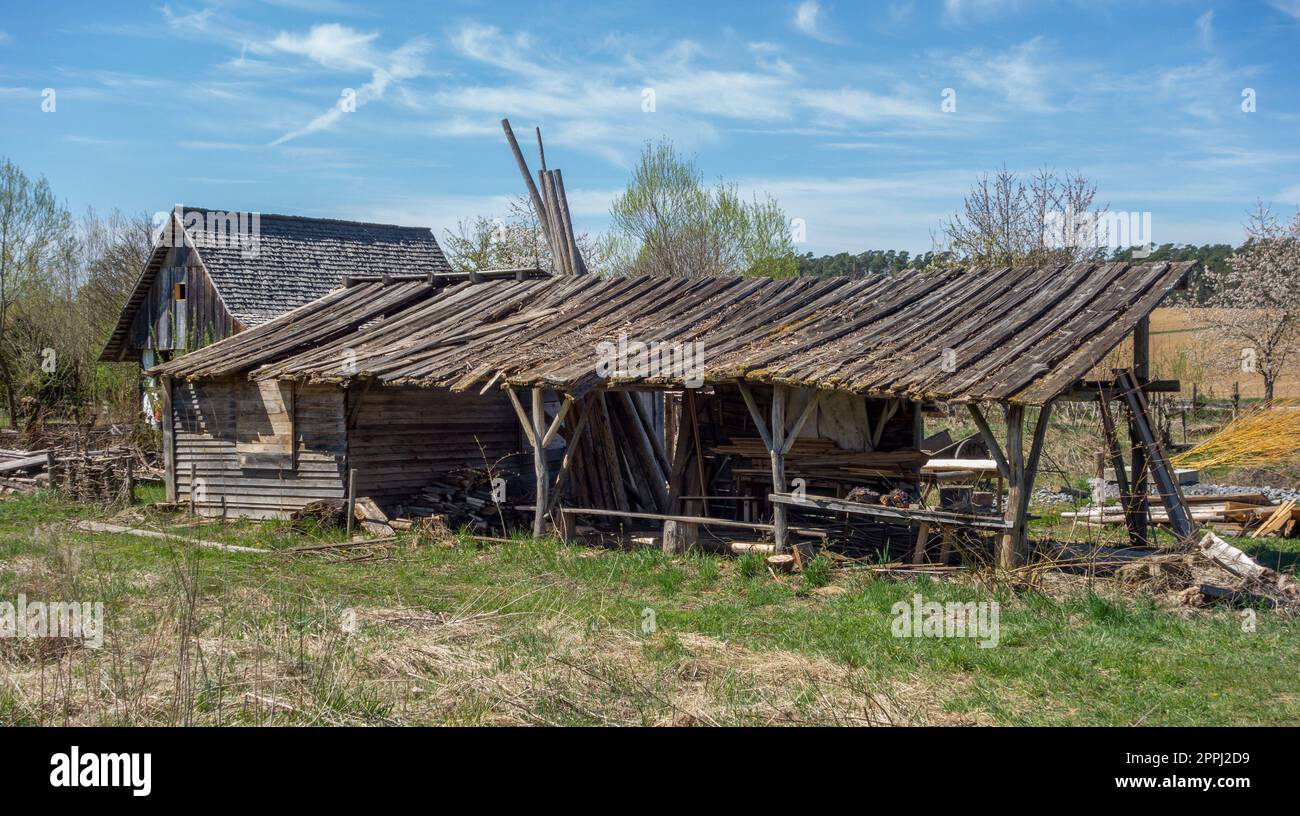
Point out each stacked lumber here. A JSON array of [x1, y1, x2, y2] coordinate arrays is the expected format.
[[714, 437, 928, 481], [1060, 493, 1299, 537]]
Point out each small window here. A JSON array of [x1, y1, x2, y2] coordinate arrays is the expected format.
[[174, 282, 187, 300]]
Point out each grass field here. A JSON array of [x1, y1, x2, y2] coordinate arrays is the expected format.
[[2, 486, 1298, 727]]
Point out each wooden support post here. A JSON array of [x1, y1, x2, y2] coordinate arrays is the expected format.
[[189, 462, 197, 516], [911, 520, 931, 564], [1129, 317, 1151, 547], [346, 467, 356, 537], [770, 385, 789, 554], [1000, 404, 1026, 569], [938, 526, 953, 565], [531, 387, 548, 538], [161, 376, 176, 502]]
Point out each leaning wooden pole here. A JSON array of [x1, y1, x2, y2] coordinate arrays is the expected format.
[[501, 119, 554, 251], [1127, 316, 1152, 546]]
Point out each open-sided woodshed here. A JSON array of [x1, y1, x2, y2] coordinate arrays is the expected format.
[[151, 260, 1197, 567]]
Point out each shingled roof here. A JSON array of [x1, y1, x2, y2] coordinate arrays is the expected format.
[[100, 207, 452, 360], [153, 261, 1196, 405]]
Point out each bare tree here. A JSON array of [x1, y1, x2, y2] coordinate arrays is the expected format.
[[1204, 202, 1300, 401], [0, 158, 71, 425], [939, 166, 1105, 268], [443, 195, 612, 275]]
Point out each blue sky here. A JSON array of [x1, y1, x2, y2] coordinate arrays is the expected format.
[[1, 0, 1298, 254]]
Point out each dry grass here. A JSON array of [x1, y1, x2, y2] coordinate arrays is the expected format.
[[1172, 401, 1300, 470]]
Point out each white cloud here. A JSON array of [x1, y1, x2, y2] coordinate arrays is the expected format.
[[270, 23, 380, 70], [792, 1, 839, 43], [0, 30, 11, 46], [1196, 10, 1214, 50]]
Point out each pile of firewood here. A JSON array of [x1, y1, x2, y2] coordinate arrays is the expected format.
[[395, 475, 525, 535]]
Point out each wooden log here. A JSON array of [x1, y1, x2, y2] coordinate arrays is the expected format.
[[74, 521, 269, 554]]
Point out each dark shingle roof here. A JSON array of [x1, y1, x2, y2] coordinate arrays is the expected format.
[[184, 207, 452, 326], [99, 207, 452, 361]]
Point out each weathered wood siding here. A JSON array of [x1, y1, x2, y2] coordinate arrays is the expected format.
[[171, 377, 346, 519], [129, 246, 238, 355], [347, 385, 522, 503]]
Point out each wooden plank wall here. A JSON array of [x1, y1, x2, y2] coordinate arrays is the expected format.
[[171, 377, 346, 518], [347, 385, 521, 504], [128, 247, 238, 355]]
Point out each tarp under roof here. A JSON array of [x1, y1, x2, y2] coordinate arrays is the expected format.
[[151, 261, 1195, 405]]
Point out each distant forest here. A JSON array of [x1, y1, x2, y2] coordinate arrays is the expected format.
[[796, 243, 1235, 306]]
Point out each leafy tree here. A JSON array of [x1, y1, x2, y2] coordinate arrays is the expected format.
[[609, 140, 797, 278], [0, 158, 72, 425]]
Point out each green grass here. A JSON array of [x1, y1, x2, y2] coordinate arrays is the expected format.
[[1, 490, 1298, 726]]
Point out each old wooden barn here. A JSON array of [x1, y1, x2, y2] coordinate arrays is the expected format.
[[150, 260, 1196, 566]]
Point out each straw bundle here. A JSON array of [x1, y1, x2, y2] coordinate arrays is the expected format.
[[1172, 401, 1300, 470]]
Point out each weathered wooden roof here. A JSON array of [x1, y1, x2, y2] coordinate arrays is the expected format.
[[152, 261, 1195, 405], [100, 207, 451, 360]]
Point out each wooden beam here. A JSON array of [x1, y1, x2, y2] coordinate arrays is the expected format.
[[780, 388, 823, 455], [871, 399, 900, 450], [545, 397, 592, 513], [531, 388, 548, 537], [505, 387, 537, 448], [735, 380, 772, 451], [345, 377, 374, 430], [540, 394, 574, 448], [966, 403, 1011, 480], [160, 376, 176, 502], [770, 384, 789, 554], [1129, 317, 1152, 546], [1019, 402, 1053, 523]]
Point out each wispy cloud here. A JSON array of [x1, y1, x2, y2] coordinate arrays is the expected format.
[[949, 36, 1057, 113], [1196, 10, 1214, 50], [942, 0, 1023, 25], [268, 24, 429, 145], [792, 1, 839, 43], [1266, 0, 1300, 21], [0, 30, 11, 46]]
